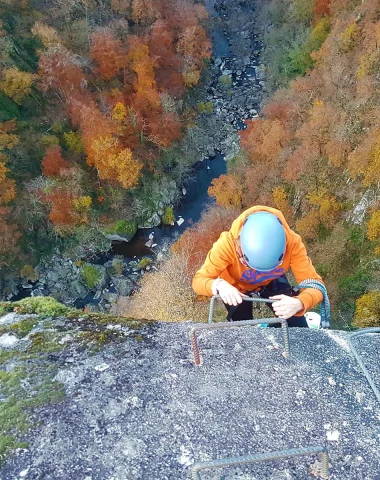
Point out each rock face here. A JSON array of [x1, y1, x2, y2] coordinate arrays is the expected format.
[[1, 324, 379, 479]]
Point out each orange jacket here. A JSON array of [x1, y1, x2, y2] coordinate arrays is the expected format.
[[192, 206, 323, 315]]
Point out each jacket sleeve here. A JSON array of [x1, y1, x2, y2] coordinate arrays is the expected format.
[[289, 233, 324, 314], [192, 232, 235, 296]]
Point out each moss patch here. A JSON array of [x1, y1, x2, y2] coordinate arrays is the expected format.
[[105, 219, 138, 240], [0, 297, 76, 317], [0, 299, 151, 464], [0, 366, 65, 462], [8, 318, 38, 338]]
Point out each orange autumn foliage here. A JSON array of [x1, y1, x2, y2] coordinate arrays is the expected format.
[[42, 145, 69, 177], [149, 20, 177, 69], [282, 145, 313, 182], [0, 120, 19, 151], [148, 112, 181, 147], [171, 205, 240, 276], [131, 0, 160, 25], [271, 187, 293, 224], [47, 190, 76, 227], [90, 31, 128, 81], [263, 100, 294, 122], [325, 138, 350, 168], [0, 207, 21, 266], [149, 20, 185, 96], [38, 46, 85, 97], [128, 36, 161, 111], [89, 136, 142, 188], [240, 119, 290, 165], [295, 210, 321, 241], [208, 174, 243, 208], [313, 0, 331, 20], [177, 25, 211, 69], [0, 160, 16, 205]]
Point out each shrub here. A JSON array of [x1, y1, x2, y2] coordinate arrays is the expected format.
[[20, 265, 39, 282], [338, 269, 372, 318], [9, 318, 37, 337], [367, 210, 380, 242], [218, 74, 232, 89], [204, 101, 213, 114], [136, 257, 152, 270], [65, 227, 112, 259], [63, 131, 85, 154], [162, 206, 175, 225], [117, 251, 210, 322], [112, 257, 125, 276], [81, 264, 101, 289], [354, 291, 380, 328], [197, 101, 206, 114], [340, 23, 360, 52]]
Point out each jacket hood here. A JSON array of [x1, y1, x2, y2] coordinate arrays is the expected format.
[[229, 206, 291, 241]]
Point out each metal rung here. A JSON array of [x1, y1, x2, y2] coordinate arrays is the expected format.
[[191, 446, 329, 479], [190, 317, 290, 365], [208, 294, 274, 324]]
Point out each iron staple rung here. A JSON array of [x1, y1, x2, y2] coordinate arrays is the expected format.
[[208, 295, 274, 324], [195, 317, 284, 331], [192, 446, 329, 478], [190, 317, 290, 365]]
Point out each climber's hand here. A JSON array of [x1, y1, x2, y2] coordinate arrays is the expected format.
[[212, 279, 243, 306], [269, 295, 304, 319]]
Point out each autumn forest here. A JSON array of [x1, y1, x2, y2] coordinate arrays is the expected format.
[[0, 0, 211, 280], [1, 0, 380, 328]]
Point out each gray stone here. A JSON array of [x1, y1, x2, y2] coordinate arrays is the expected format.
[[214, 57, 222, 67], [102, 291, 119, 303], [0, 312, 21, 326], [138, 213, 161, 229], [31, 288, 45, 297], [106, 233, 131, 242], [0, 333, 19, 348], [47, 271, 59, 283], [111, 276, 134, 296], [1, 326, 379, 479], [72, 280, 89, 299], [93, 290, 102, 301], [255, 64, 266, 80]]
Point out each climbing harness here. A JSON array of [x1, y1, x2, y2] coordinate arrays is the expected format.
[[209, 278, 331, 328]]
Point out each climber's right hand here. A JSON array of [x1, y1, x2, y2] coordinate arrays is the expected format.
[[211, 279, 243, 306]]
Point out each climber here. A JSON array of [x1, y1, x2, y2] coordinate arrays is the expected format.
[[192, 206, 324, 327]]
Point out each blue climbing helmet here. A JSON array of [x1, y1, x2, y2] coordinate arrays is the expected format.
[[239, 211, 286, 272]]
